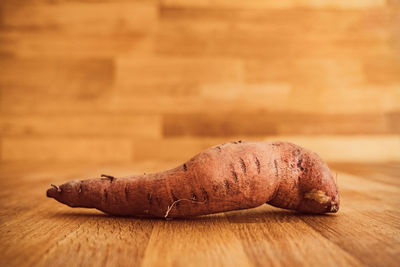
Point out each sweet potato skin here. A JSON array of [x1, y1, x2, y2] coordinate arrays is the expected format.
[[46, 141, 339, 218]]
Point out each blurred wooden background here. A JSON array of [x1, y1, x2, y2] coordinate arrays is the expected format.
[[0, 0, 399, 164], [1, 2, 400, 266]]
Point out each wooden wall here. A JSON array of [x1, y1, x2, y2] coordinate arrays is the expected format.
[[0, 0, 399, 164]]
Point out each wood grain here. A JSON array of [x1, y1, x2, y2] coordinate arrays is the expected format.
[[0, 162, 398, 267], [0, 1, 398, 265], [162, 112, 399, 136], [0, 0, 399, 163], [161, 0, 386, 9], [0, 114, 162, 138], [131, 136, 400, 162], [1, 138, 133, 162]]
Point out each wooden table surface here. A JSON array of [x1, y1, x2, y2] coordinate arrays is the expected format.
[[1, 162, 399, 267]]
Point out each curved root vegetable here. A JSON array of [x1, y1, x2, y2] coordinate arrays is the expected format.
[[46, 141, 340, 218]]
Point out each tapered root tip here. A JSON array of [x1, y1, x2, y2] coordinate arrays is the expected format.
[[46, 185, 60, 199]]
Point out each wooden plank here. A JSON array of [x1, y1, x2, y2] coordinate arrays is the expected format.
[[1, 138, 133, 162], [335, 172, 400, 208], [245, 55, 399, 88], [161, 0, 386, 9], [0, 85, 290, 114], [199, 83, 291, 108], [268, 135, 400, 162], [286, 85, 400, 113], [0, 58, 114, 114], [0, 165, 155, 267], [284, 58, 365, 87], [0, 114, 162, 138], [0, 58, 114, 89], [100, 92, 290, 115], [132, 136, 400, 163], [98, 83, 400, 114], [0, 1, 157, 58], [0, 30, 153, 58], [162, 112, 399, 136], [0, 32, 15, 58], [141, 214, 253, 267], [226, 206, 361, 267], [0, 0, 158, 58], [329, 162, 400, 187], [0, 171, 91, 266], [0, 84, 107, 114], [1, 162, 399, 266], [156, 8, 393, 59], [0, 161, 399, 266], [300, 209, 400, 267], [299, 172, 400, 267], [36, 214, 155, 267], [364, 55, 400, 84], [1, 1, 157, 34], [243, 60, 297, 83], [155, 23, 356, 59], [115, 57, 243, 95], [160, 7, 397, 47], [160, 7, 392, 32]]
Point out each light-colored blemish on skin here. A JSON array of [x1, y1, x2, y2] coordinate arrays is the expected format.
[[304, 189, 331, 204]]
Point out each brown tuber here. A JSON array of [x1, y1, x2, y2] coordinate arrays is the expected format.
[[46, 141, 340, 218]]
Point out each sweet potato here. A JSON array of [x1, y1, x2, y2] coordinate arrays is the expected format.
[[46, 141, 339, 218]]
